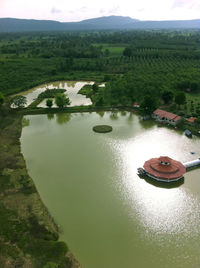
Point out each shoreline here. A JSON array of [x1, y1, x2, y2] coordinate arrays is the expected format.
[[0, 108, 81, 267], [1, 98, 199, 266]]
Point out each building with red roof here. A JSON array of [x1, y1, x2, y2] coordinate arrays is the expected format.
[[152, 109, 182, 126], [143, 156, 186, 182], [186, 117, 197, 124], [133, 102, 140, 108]]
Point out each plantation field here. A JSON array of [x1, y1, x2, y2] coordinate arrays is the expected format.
[[93, 43, 125, 55], [0, 30, 200, 114]]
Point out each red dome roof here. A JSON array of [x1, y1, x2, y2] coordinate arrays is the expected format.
[[143, 156, 186, 180]]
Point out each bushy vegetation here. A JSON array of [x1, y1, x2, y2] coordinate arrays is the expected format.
[[0, 92, 4, 106], [38, 88, 66, 99], [46, 99, 53, 108], [55, 93, 70, 108], [10, 95, 27, 108], [28, 88, 67, 108], [78, 84, 93, 98]]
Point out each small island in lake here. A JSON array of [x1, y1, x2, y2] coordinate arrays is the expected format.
[[93, 125, 113, 133]]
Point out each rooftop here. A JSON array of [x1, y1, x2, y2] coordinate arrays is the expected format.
[[153, 109, 181, 122], [186, 117, 197, 123], [133, 102, 140, 107], [143, 156, 186, 180]]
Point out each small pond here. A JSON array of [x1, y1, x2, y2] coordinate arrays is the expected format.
[[15, 81, 95, 107]]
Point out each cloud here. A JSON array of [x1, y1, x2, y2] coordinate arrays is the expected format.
[[80, 6, 87, 10], [172, 0, 199, 9], [51, 7, 61, 14], [138, 8, 145, 13], [99, 8, 106, 15], [98, 6, 121, 16], [108, 6, 121, 14]]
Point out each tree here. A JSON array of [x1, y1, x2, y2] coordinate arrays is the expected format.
[[104, 49, 110, 57], [92, 83, 99, 93], [46, 99, 53, 108], [196, 117, 200, 125], [11, 95, 27, 108], [0, 92, 5, 107], [95, 96, 103, 106], [140, 95, 159, 115], [174, 91, 186, 106], [42, 262, 58, 268], [123, 47, 132, 57], [162, 90, 174, 104], [55, 93, 70, 108]]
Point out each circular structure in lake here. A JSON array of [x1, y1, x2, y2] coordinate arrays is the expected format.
[[93, 125, 112, 133], [143, 156, 186, 182]]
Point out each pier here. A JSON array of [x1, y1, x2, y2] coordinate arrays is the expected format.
[[183, 158, 200, 170]]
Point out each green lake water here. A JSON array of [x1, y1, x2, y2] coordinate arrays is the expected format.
[[21, 111, 200, 268]]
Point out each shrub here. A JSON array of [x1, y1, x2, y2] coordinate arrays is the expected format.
[[46, 99, 53, 108]]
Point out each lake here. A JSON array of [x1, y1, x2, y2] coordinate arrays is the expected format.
[[21, 111, 200, 268]]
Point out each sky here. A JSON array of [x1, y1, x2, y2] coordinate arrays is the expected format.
[[0, 0, 200, 22]]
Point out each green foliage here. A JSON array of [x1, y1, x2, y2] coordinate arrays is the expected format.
[[196, 117, 200, 124], [174, 91, 186, 106], [11, 95, 27, 108], [123, 47, 132, 57], [28, 88, 66, 108], [0, 92, 4, 107], [78, 84, 93, 97], [140, 95, 159, 115], [42, 262, 58, 268], [38, 88, 66, 99], [92, 83, 99, 93], [162, 90, 174, 104], [55, 93, 70, 108], [46, 99, 53, 108], [0, 31, 200, 101]]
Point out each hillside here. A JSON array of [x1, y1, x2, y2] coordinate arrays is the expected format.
[[0, 16, 200, 32]]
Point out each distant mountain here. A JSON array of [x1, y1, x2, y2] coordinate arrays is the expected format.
[[0, 18, 65, 32], [0, 16, 199, 32], [79, 16, 138, 26], [125, 19, 200, 29]]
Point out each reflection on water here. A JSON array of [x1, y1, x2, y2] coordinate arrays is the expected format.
[[107, 126, 200, 241], [21, 112, 200, 268], [120, 111, 127, 116], [47, 113, 54, 120], [97, 111, 105, 118], [22, 117, 30, 128], [15, 81, 94, 107], [110, 111, 119, 120], [141, 175, 185, 188], [56, 113, 71, 125]]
